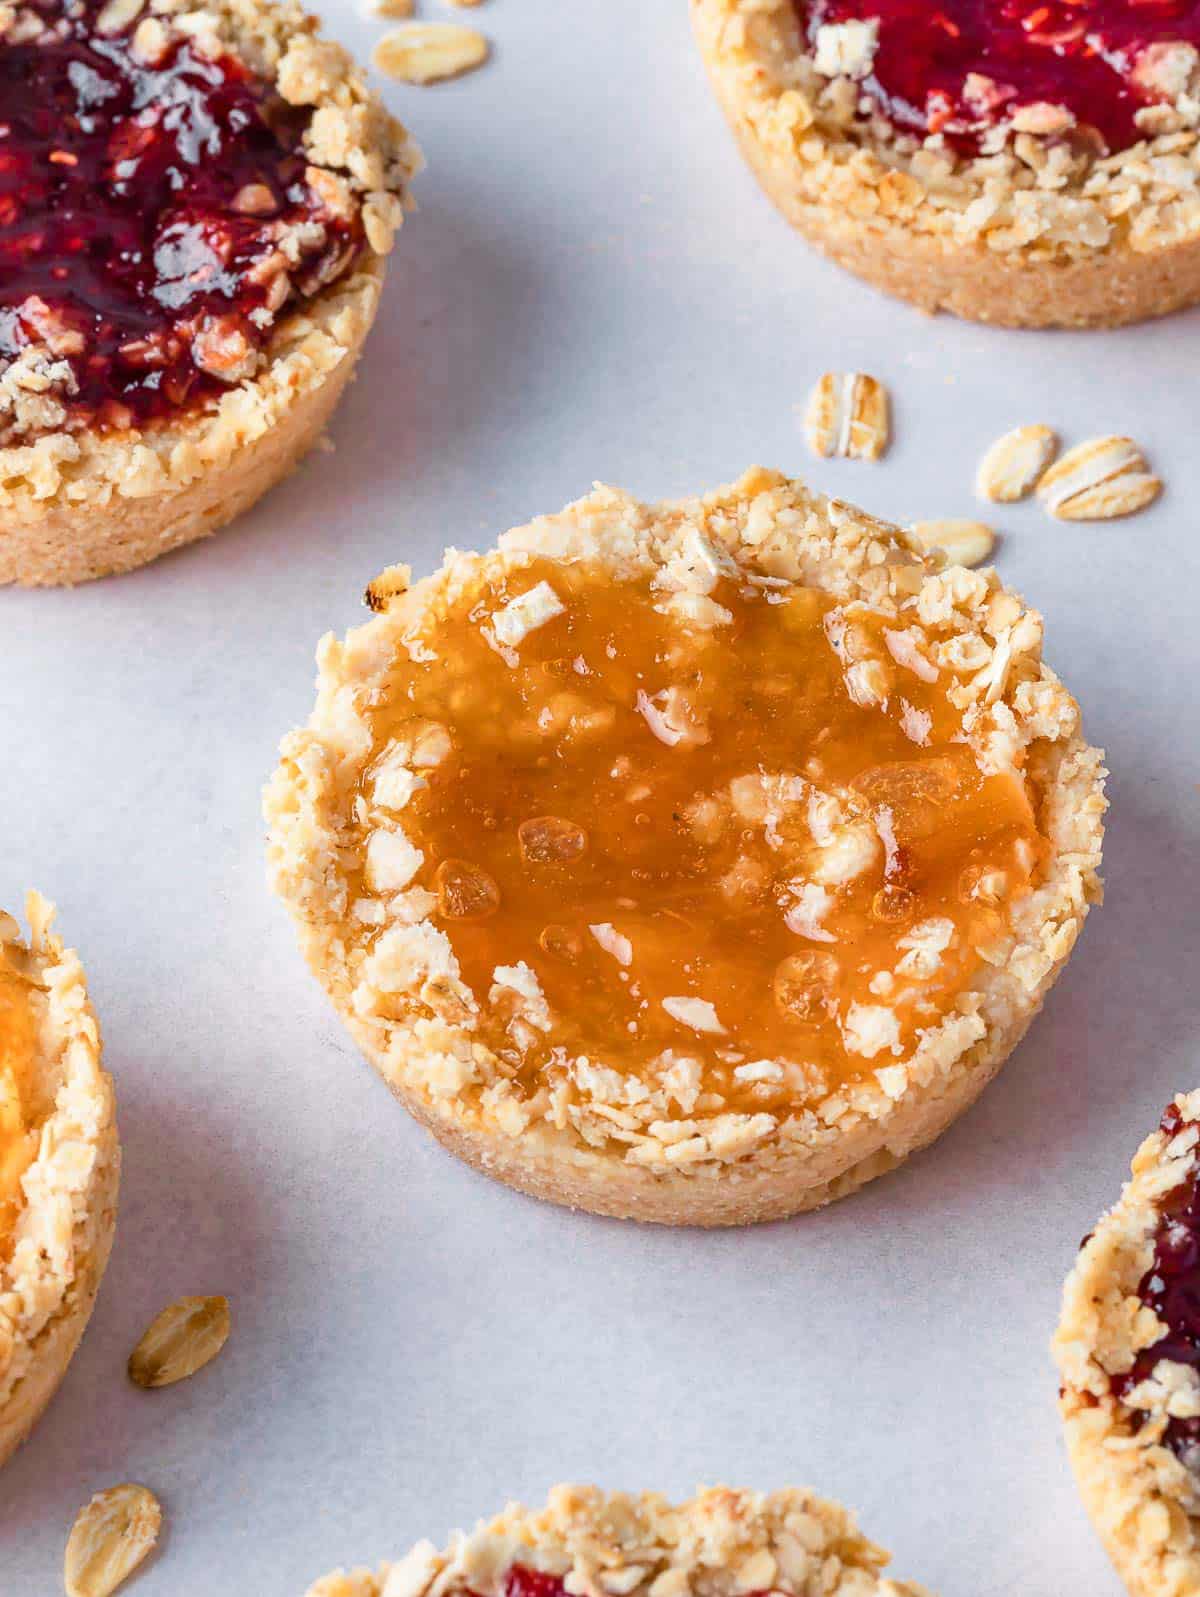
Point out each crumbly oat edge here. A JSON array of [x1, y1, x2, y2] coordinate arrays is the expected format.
[[0, 260, 380, 515], [1054, 1095, 1200, 1597], [0, 895, 118, 1419], [0, 0, 423, 500], [303, 1484, 933, 1597], [263, 466, 1105, 1191], [691, 0, 1200, 264]]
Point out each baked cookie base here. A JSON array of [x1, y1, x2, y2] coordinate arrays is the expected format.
[[0, 1126, 118, 1469], [692, 0, 1200, 329], [0, 904, 120, 1470], [349, 1000, 1037, 1226], [725, 109, 1200, 329], [0, 260, 384, 587]]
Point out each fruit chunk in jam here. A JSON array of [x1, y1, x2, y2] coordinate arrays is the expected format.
[[0, 961, 39, 1259], [0, 0, 363, 438], [1112, 1104, 1200, 1470], [801, 0, 1200, 154], [359, 555, 1043, 1113]]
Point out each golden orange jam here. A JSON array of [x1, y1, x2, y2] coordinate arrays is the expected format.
[[0, 961, 38, 1258], [358, 556, 1043, 1109]]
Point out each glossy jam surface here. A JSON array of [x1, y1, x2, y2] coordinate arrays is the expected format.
[[358, 556, 1044, 1111], [1113, 1103, 1200, 1468], [0, 963, 38, 1259], [0, 0, 362, 435], [802, 0, 1200, 153]]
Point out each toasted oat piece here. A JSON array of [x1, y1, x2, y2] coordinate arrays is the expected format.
[[1037, 436, 1162, 521], [976, 426, 1059, 503], [908, 519, 996, 568], [0, 898, 118, 1471], [804, 372, 890, 461], [265, 468, 1105, 1227], [303, 1485, 933, 1597], [127, 1295, 231, 1389], [1054, 1094, 1200, 1597], [373, 22, 488, 82], [692, 1, 1200, 327]]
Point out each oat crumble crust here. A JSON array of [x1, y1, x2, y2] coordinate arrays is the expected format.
[[690, 0, 1200, 327], [264, 468, 1105, 1227], [302, 1484, 933, 1597], [1054, 1093, 1200, 1597], [0, 895, 118, 1470], [0, 0, 422, 585]]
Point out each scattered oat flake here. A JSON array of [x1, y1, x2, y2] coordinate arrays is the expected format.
[[908, 518, 996, 568], [128, 1295, 231, 1389], [804, 372, 890, 461], [976, 424, 1058, 502], [1037, 436, 1162, 521], [372, 22, 488, 83], [368, 0, 413, 15], [64, 1485, 162, 1597]]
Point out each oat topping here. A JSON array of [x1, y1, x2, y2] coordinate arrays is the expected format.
[[0, 0, 414, 442], [1037, 434, 1162, 519], [303, 1485, 932, 1597], [344, 551, 1044, 1123], [372, 21, 489, 84], [907, 519, 996, 568], [803, 371, 890, 461], [976, 425, 1059, 503], [800, 0, 1200, 156]]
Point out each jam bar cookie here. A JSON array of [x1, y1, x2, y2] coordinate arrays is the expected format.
[[304, 1484, 932, 1597], [265, 468, 1105, 1226], [1055, 1094, 1200, 1597], [0, 0, 420, 585], [692, 0, 1200, 326], [0, 897, 118, 1468]]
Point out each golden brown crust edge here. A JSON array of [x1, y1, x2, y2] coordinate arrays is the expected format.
[[0, 261, 382, 587], [265, 467, 1106, 1229], [1054, 1095, 1200, 1597], [343, 991, 1037, 1226], [691, 0, 1200, 329], [303, 1484, 933, 1597], [0, 896, 119, 1469]]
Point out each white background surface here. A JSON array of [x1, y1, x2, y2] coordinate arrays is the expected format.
[[2, 3, 1199, 1592]]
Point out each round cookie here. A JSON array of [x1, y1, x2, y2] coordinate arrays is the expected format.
[[303, 1484, 932, 1597], [691, 0, 1200, 328], [0, 896, 118, 1469], [0, 0, 421, 586], [265, 468, 1106, 1226], [1055, 1093, 1200, 1597]]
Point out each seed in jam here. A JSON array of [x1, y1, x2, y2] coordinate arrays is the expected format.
[[356, 554, 1046, 1116], [801, 0, 1200, 154], [0, 0, 365, 439], [1111, 1105, 1200, 1469]]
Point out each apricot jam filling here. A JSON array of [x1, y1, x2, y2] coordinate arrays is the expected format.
[[0, 961, 39, 1258], [0, 0, 364, 440], [358, 556, 1044, 1112], [801, 0, 1200, 154]]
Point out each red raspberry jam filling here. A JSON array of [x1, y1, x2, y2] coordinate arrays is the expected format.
[[0, 0, 364, 438], [1111, 1103, 1200, 1470], [800, 0, 1200, 154]]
